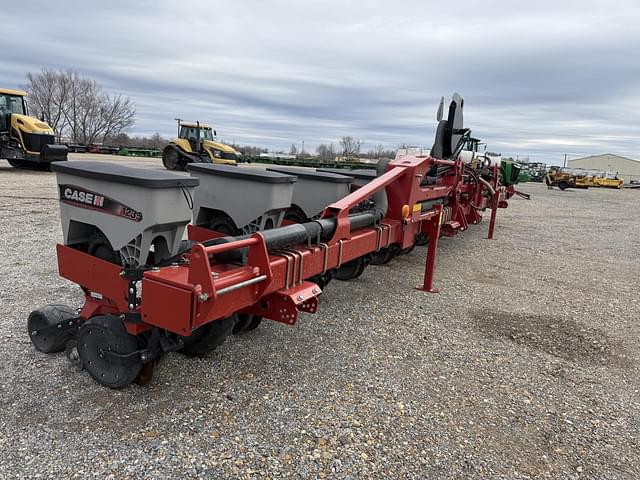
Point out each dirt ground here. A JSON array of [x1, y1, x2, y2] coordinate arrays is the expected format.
[[0, 156, 638, 479]]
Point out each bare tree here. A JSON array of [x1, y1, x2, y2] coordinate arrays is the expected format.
[[339, 136, 360, 157], [26, 68, 70, 142], [98, 94, 135, 143], [25, 68, 135, 144], [316, 143, 336, 162]]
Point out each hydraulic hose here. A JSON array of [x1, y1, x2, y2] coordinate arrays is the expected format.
[[478, 176, 496, 196]]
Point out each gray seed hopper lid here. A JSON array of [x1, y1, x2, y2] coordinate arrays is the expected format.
[[51, 161, 199, 188], [187, 164, 296, 183], [267, 166, 353, 183], [316, 168, 377, 181]]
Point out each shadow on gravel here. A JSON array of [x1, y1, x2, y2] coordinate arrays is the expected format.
[[472, 310, 632, 368]]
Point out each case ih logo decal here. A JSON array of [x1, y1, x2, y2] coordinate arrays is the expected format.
[[59, 185, 143, 222]]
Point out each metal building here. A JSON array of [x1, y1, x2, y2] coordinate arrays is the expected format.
[[568, 154, 640, 184]]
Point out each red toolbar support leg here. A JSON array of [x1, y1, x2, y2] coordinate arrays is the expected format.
[[416, 208, 442, 293], [487, 191, 499, 240]]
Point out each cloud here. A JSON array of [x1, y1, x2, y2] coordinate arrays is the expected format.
[[1, 0, 639, 161]]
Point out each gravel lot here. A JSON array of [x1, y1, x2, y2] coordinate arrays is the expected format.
[[0, 155, 638, 479]]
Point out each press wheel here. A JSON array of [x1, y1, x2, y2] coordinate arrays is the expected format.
[[27, 304, 77, 353]]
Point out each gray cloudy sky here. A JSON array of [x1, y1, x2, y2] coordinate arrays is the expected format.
[[2, 0, 639, 161]]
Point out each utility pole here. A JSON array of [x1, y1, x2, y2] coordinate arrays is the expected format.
[[302, 140, 305, 155], [563, 153, 567, 167]]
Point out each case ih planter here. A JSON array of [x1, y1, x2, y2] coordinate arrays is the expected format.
[[27, 94, 516, 388]]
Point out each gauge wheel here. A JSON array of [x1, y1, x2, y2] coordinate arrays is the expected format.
[[209, 215, 238, 236], [77, 315, 142, 388], [283, 206, 308, 224], [179, 315, 237, 356], [370, 247, 394, 265], [88, 232, 121, 265], [415, 234, 429, 246], [334, 259, 365, 281], [400, 244, 415, 255], [233, 314, 263, 334]]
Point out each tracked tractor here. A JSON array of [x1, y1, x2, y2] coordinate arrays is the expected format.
[[162, 120, 239, 171], [0, 88, 68, 169]]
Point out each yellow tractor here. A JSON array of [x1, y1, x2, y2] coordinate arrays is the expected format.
[[162, 120, 239, 171], [547, 167, 624, 190], [0, 88, 68, 169]]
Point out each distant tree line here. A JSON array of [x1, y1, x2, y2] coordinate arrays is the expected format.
[[108, 132, 168, 149], [289, 137, 395, 161], [26, 68, 135, 145]]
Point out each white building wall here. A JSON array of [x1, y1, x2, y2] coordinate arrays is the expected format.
[[568, 154, 640, 183]]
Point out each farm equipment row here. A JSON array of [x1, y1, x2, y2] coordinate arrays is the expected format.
[[27, 93, 517, 388], [67, 144, 162, 157]]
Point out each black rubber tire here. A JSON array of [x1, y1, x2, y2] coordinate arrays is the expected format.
[[283, 206, 308, 224], [415, 234, 429, 246], [87, 232, 121, 265], [334, 259, 363, 281], [7, 159, 27, 168], [209, 215, 238, 236], [400, 244, 416, 255], [162, 146, 180, 171], [352, 261, 367, 278], [243, 315, 262, 331], [309, 271, 332, 290], [27, 304, 77, 353], [370, 248, 394, 265], [77, 315, 142, 389], [179, 315, 236, 356], [233, 314, 263, 334], [558, 181, 569, 190]]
